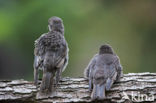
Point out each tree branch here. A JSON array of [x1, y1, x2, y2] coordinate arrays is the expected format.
[[0, 72, 156, 103]]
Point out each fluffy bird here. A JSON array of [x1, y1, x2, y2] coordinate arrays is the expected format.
[[34, 16, 69, 98], [84, 44, 123, 100]]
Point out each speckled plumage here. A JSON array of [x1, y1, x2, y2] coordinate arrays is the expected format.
[[84, 44, 122, 100], [33, 17, 69, 98]]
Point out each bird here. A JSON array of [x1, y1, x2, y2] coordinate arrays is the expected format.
[[84, 44, 123, 100], [33, 16, 69, 98]]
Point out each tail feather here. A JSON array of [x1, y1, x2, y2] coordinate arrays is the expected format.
[[99, 84, 105, 99], [40, 71, 54, 95], [91, 84, 105, 100]]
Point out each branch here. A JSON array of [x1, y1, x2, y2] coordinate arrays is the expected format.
[[0, 72, 156, 103]]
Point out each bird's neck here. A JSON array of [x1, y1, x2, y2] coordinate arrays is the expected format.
[[48, 25, 64, 34]]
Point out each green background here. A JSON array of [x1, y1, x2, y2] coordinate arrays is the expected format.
[[0, 0, 155, 80]]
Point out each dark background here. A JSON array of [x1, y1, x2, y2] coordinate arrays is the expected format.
[[0, 0, 156, 80]]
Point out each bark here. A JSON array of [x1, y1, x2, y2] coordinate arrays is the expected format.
[[0, 72, 156, 103]]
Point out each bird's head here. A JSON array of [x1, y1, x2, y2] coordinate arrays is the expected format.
[[99, 44, 114, 55], [48, 16, 64, 34]]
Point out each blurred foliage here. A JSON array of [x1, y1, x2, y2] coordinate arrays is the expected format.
[[0, 0, 156, 80]]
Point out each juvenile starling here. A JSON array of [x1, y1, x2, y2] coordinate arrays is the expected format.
[[34, 16, 69, 98], [84, 44, 123, 100]]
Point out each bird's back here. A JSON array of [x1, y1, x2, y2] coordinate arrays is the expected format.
[[97, 54, 116, 65], [34, 31, 67, 70], [94, 54, 117, 79], [35, 31, 65, 54]]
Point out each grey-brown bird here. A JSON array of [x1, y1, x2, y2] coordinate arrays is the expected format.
[[84, 44, 123, 100], [34, 16, 69, 98]]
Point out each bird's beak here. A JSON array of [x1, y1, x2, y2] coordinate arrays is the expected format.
[[91, 84, 105, 100]]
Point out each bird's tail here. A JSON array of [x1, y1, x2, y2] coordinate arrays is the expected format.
[[91, 84, 105, 100], [39, 71, 55, 97]]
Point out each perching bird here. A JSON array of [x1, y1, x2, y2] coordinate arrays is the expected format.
[[84, 44, 123, 100], [34, 16, 69, 98]]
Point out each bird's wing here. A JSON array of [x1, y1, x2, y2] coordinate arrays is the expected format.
[[33, 34, 47, 85], [34, 33, 47, 70], [52, 38, 68, 69], [114, 55, 123, 81], [85, 55, 98, 91], [33, 56, 43, 70], [54, 40, 69, 85], [61, 47, 69, 72], [105, 66, 117, 90], [105, 55, 123, 90], [105, 58, 118, 91], [84, 54, 98, 78]]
